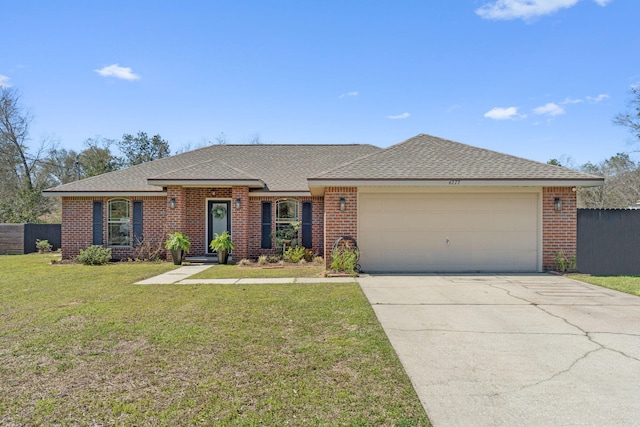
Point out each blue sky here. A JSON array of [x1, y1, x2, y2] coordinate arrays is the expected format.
[[2, 0, 639, 165]]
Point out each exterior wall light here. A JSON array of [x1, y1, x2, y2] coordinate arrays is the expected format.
[[339, 197, 346, 212], [169, 197, 176, 209], [554, 197, 562, 212], [235, 198, 241, 210]]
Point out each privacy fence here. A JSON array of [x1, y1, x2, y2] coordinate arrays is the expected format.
[[577, 209, 640, 275], [0, 224, 61, 255]]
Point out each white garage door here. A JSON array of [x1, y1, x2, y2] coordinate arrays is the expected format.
[[358, 192, 539, 272]]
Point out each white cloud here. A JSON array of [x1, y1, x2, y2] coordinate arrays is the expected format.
[[94, 64, 140, 80], [483, 106, 522, 120], [476, 0, 611, 21], [561, 97, 583, 104], [0, 74, 11, 88], [586, 93, 610, 103], [534, 102, 565, 116], [387, 112, 410, 120], [339, 91, 358, 99]]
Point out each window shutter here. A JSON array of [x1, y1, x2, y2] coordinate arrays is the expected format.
[[133, 201, 143, 246], [261, 201, 272, 249], [302, 201, 312, 249], [92, 201, 103, 245]]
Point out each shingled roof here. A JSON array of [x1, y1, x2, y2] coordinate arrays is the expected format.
[[44, 144, 381, 195], [310, 134, 603, 182]]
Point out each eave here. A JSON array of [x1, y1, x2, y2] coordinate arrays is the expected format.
[[307, 178, 605, 196]]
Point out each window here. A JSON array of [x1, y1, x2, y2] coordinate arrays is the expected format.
[[107, 199, 130, 246], [276, 199, 298, 227]]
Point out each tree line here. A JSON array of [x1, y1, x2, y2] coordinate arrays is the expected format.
[[0, 87, 170, 223]]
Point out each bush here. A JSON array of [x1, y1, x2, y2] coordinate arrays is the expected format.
[[313, 256, 324, 264], [257, 255, 269, 266], [132, 237, 164, 261], [266, 254, 282, 263], [35, 239, 52, 254], [77, 246, 112, 265], [284, 246, 306, 263], [330, 247, 359, 276], [238, 258, 252, 266], [553, 250, 577, 273]]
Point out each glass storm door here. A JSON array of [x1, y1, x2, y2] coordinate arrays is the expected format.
[[207, 200, 231, 254]]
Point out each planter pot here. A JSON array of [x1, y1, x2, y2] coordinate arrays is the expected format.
[[218, 249, 229, 264], [171, 249, 184, 265]]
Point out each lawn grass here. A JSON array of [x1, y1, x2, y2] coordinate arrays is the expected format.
[[569, 274, 640, 297], [0, 254, 429, 426], [188, 263, 325, 279]]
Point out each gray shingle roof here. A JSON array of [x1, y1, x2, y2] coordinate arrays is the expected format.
[[44, 144, 381, 194], [311, 134, 603, 182], [44, 134, 603, 196]]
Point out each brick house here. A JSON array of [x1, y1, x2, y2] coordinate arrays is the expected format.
[[44, 134, 603, 272]]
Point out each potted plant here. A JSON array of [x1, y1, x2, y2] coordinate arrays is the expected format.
[[209, 231, 234, 264], [165, 232, 191, 265]]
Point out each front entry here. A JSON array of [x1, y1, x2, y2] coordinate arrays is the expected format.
[[207, 200, 231, 254]]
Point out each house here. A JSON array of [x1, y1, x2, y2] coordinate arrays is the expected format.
[[43, 134, 603, 272]]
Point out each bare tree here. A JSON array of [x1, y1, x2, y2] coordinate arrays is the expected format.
[[614, 86, 640, 142], [578, 153, 640, 208], [0, 87, 51, 222]]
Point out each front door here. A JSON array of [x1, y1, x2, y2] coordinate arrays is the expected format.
[[207, 200, 231, 254]]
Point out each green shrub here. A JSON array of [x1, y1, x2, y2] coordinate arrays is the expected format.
[[35, 239, 52, 254], [553, 250, 577, 273], [283, 246, 309, 263], [330, 247, 359, 276], [266, 254, 282, 263], [76, 246, 112, 265]]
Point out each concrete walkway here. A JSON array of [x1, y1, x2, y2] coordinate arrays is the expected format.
[[358, 274, 640, 427], [135, 265, 357, 284]]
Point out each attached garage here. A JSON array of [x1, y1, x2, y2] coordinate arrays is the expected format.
[[358, 190, 541, 272]]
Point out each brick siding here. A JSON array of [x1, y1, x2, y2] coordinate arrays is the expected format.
[[542, 186, 577, 271], [61, 196, 167, 260], [247, 196, 324, 259], [323, 187, 358, 269]]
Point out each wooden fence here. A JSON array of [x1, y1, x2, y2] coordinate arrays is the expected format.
[[577, 209, 640, 275], [0, 224, 61, 255]]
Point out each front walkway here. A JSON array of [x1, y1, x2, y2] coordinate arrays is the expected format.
[[135, 265, 357, 285]]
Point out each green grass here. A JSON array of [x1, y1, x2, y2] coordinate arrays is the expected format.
[[189, 263, 325, 279], [569, 274, 640, 296], [0, 254, 429, 426]]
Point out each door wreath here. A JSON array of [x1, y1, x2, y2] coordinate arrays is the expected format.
[[212, 205, 227, 219]]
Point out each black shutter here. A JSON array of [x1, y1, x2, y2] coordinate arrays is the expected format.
[[302, 201, 312, 249], [92, 201, 103, 245], [261, 201, 272, 249], [133, 201, 143, 246]]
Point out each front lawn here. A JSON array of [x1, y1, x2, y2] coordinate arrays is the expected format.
[[0, 254, 429, 426], [569, 274, 640, 296], [188, 263, 325, 279]]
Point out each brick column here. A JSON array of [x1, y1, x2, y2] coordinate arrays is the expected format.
[[324, 187, 358, 268], [231, 187, 250, 261], [166, 186, 186, 261], [542, 187, 577, 271]]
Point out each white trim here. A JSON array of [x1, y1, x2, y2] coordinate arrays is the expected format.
[[44, 191, 167, 197], [308, 178, 603, 195], [205, 198, 232, 255], [148, 179, 264, 188]]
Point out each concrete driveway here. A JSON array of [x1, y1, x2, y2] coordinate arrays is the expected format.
[[358, 274, 640, 427]]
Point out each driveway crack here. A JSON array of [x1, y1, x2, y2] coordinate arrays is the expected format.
[[485, 283, 640, 393]]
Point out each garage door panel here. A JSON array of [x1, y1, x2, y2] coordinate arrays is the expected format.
[[358, 192, 539, 272]]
